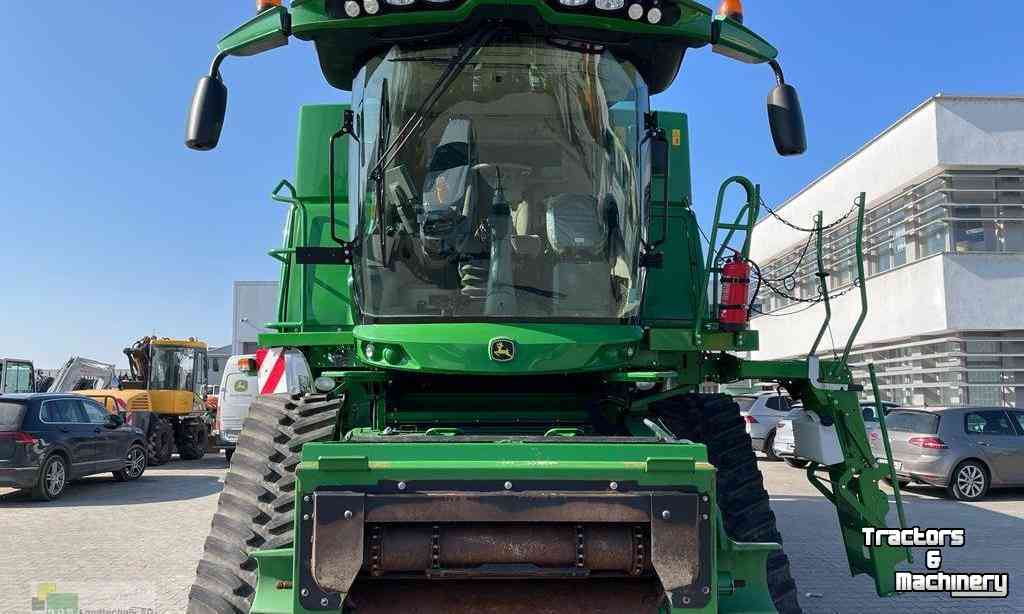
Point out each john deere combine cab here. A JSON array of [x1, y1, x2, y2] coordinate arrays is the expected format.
[[184, 1, 910, 612]]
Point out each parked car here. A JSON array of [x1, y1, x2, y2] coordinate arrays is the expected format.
[[775, 401, 900, 468], [868, 406, 1024, 501], [0, 393, 148, 500], [215, 356, 258, 463], [735, 391, 793, 460]]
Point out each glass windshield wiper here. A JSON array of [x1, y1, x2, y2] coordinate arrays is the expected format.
[[373, 78, 391, 263], [367, 26, 497, 186]]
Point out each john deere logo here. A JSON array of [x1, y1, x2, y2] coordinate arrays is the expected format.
[[234, 379, 249, 393], [489, 338, 516, 362]]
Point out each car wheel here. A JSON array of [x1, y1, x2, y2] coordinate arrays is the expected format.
[[32, 454, 68, 501], [947, 460, 989, 501], [784, 458, 810, 469], [114, 444, 148, 482], [764, 431, 781, 461]]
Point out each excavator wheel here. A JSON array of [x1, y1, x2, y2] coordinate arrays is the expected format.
[[187, 392, 341, 614], [178, 420, 210, 460], [651, 393, 803, 614], [145, 414, 174, 466]]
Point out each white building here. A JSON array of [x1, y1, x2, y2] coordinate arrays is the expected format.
[[751, 95, 1024, 408], [232, 281, 280, 356]]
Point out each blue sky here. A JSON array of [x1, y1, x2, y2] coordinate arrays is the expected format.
[[1, 2, 1021, 368]]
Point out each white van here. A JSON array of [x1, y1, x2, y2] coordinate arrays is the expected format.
[[216, 355, 258, 462]]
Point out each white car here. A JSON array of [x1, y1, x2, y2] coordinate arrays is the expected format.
[[774, 401, 900, 468], [735, 392, 794, 461]]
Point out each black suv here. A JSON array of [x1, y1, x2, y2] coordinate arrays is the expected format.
[[0, 393, 148, 500]]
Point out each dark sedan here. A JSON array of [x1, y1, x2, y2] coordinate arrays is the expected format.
[[0, 393, 148, 500]]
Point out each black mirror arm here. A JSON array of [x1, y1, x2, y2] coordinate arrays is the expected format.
[[328, 109, 358, 250], [768, 59, 786, 86], [209, 50, 228, 80]]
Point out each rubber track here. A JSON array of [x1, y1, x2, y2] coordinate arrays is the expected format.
[[651, 393, 802, 614], [186, 393, 341, 614]]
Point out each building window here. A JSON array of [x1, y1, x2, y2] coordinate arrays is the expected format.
[[846, 332, 1024, 409], [755, 169, 1024, 316]]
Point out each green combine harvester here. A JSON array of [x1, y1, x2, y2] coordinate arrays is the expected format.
[[184, 1, 911, 612]]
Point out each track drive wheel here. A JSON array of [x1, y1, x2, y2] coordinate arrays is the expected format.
[[178, 420, 210, 460], [147, 416, 174, 466], [651, 393, 802, 614], [186, 393, 341, 614]]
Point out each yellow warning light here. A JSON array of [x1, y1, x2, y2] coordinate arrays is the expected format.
[[717, 0, 743, 23], [258, 0, 283, 13]]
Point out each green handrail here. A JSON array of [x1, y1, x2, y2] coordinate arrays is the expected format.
[[869, 363, 913, 563], [694, 176, 761, 342], [268, 179, 307, 332], [809, 211, 831, 356], [841, 193, 868, 364]]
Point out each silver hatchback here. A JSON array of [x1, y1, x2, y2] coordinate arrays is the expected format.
[[868, 406, 1024, 501]]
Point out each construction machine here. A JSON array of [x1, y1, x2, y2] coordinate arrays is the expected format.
[[183, 1, 911, 612], [41, 356, 118, 393], [82, 337, 210, 465]]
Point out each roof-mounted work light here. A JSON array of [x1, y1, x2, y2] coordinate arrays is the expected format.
[[717, 0, 743, 23]]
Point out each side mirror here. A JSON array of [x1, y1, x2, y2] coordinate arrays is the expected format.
[[106, 413, 124, 428], [186, 75, 228, 150], [767, 83, 807, 156]]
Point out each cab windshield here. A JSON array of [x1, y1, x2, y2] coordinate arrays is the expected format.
[[149, 346, 196, 391], [349, 35, 650, 322]]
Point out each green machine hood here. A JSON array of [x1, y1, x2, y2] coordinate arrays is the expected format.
[[352, 323, 643, 374], [216, 1, 777, 93]]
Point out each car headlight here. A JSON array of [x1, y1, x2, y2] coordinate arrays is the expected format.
[[558, 0, 590, 6], [595, 0, 624, 9]]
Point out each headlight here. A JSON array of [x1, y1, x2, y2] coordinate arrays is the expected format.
[[344, 0, 361, 16], [364, 343, 377, 360], [385, 0, 415, 5], [364, 0, 380, 13], [595, 0, 625, 9], [558, 0, 589, 6], [314, 376, 337, 392], [626, 3, 644, 19], [646, 6, 662, 23]]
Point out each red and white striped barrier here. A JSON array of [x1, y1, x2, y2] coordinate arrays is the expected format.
[[256, 348, 289, 395]]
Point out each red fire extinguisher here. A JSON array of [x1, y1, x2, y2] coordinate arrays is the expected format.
[[719, 256, 751, 331]]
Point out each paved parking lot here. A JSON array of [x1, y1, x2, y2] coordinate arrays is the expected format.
[[1, 454, 1021, 613]]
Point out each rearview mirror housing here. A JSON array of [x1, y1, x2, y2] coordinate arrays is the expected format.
[[767, 83, 807, 156], [185, 75, 228, 151], [651, 132, 670, 176]]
